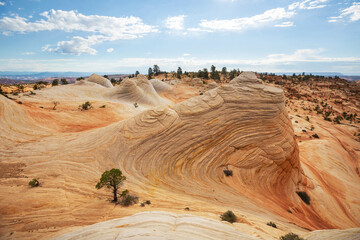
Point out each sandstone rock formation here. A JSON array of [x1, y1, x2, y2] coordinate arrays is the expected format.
[[0, 72, 359, 239], [54, 211, 259, 240], [86, 73, 114, 88]]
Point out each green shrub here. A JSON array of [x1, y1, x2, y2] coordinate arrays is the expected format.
[[220, 210, 237, 223], [223, 169, 233, 177], [79, 101, 92, 110], [134, 102, 138, 108], [28, 178, 39, 187], [279, 233, 304, 240], [267, 221, 277, 228], [119, 190, 138, 206]]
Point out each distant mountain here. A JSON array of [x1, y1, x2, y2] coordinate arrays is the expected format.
[[274, 72, 345, 77], [0, 72, 121, 80]]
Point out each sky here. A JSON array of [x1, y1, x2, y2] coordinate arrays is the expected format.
[[0, 0, 359, 74]]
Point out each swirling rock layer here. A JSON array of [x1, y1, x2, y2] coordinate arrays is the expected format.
[[54, 211, 259, 240]]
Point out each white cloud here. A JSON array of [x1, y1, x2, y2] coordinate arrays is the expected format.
[[329, 2, 360, 23], [106, 48, 114, 53], [21, 52, 35, 55], [0, 9, 158, 55], [1, 49, 359, 73], [165, 15, 186, 30], [0, 2, 5, 6], [274, 21, 295, 27], [183, 53, 191, 57], [199, 8, 295, 31], [288, 0, 328, 10], [187, 27, 213, 33]]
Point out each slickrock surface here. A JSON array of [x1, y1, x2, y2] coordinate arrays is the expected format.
[[0, 72, 359, 239], [85, 73, 114, 88], [54, 211, 259, 240], [304, 227, 360, 240]]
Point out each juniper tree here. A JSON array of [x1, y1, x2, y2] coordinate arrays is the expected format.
[[96, 168, 126, 202]]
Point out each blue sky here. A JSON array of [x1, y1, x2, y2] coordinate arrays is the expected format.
[[0, 0, 359, 74]]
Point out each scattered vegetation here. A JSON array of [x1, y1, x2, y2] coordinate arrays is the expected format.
[[267, 221, 277, 228], [52, 79, 59, 86], [220, 210, 237, 223], [119, 189, 138, 206], [134, 102, 138, 108], [79, 101, 92, 110], [52, 101, 59, 110], [223, 168, 233, 177], [296, 191, 310, 205], [28, 178, 40, 187], [279, 233, 304, 240], [61, 78, 68, 85], [96, 168, 126, 203], [99, 105, 106, 108]]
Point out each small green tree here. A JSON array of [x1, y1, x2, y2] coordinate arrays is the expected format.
[[153, 65, 160, 76], [52, 79, 59, 86], [221, 67, 227, 75], [148, 67, 153, 80], [203, 68, 209, 79], [61, 79, 68, 85], [135, 70, 140, 77], [96, 168, 126, 202], [177, 67, 182, 79]]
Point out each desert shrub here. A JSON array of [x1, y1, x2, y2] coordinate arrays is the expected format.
[[52, 79, 59, 86], [17, 101, 22, 104], [79, 101, 92, 110], [296, 191, 310, 205], [99, 105, 106, 108], [61, 79, 68, 85], [200, 92, 203, 95], [140, 203, 145, 207], [267, 221, 277, 228], [220, 210, 237, 223], [312, 134, 319, 139], [134, 102, 138, 108], [28, 178, 39, 187], [184, 207, 190, 211], [119, 190, 138, 206], [223, 169, 233, 177], [279, 233, 304, 240], [145, 200, 151, 205]]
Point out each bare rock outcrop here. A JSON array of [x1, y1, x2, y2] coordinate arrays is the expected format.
[[111, 71, 306, 225], [106, 77, 171, 106], [54, 211, 259, 240], [85, 73, 114, 88]]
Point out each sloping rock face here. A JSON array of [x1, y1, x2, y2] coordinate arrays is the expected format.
[[112, 72, 304, 221], [106, 77, 171, 106], [54, 211, 259, 240], [86, 73, 114, 88], [150, 78, 173, 93]]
